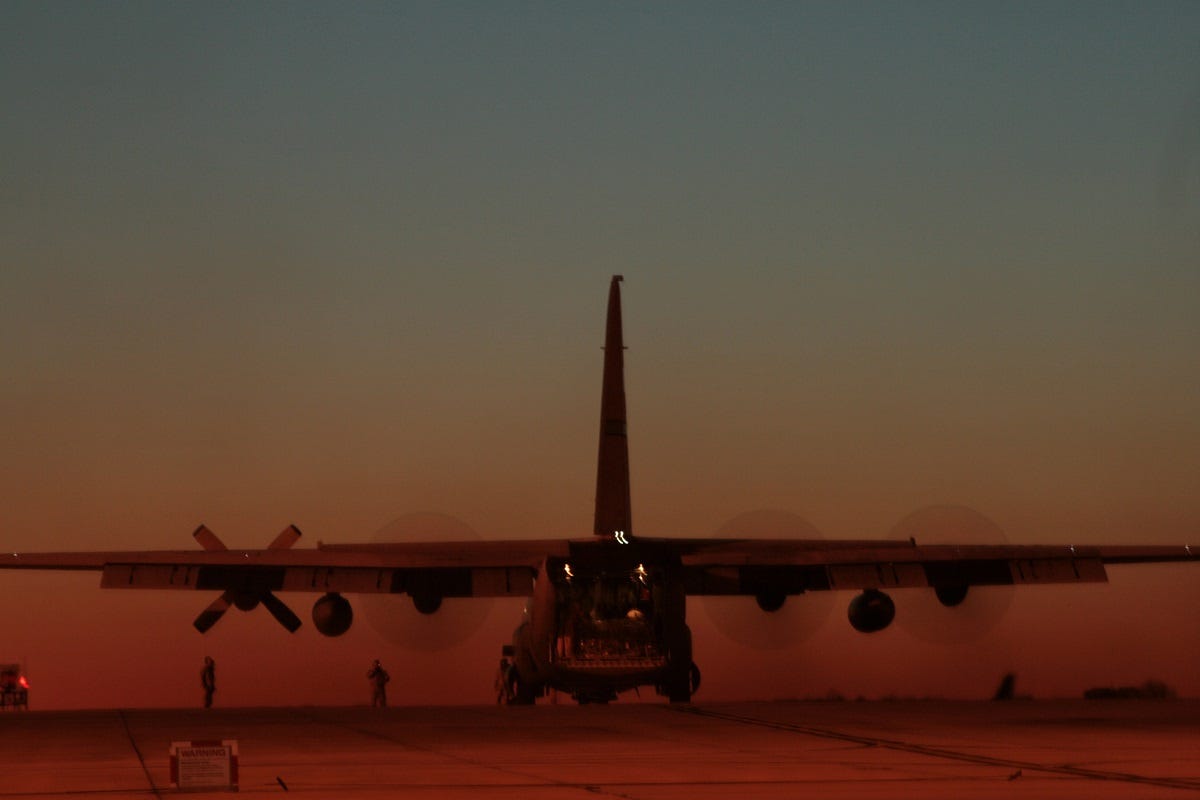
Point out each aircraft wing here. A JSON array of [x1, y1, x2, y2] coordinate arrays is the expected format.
[[3, 530, 1194, 637], [1, 530, 565, 598], [669, 538, 1197, 595], [4, 535, 1194, 597]]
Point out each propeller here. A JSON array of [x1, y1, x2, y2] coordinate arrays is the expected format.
[[699, 509, 836, 649], [361, 512, 494, 652], [191, 524, 304, 634], [889, 505, 1015, 643]]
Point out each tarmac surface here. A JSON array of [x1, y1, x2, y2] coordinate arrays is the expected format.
[[1, 700, 1198, 799]]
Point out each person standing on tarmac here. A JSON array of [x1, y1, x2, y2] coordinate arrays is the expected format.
[[367, 659, 390, 707], [200, 657, 216, 709], [494, 657, 515, 704]]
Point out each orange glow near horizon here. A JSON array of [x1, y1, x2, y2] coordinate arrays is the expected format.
[[2, 4, 1198, 709]]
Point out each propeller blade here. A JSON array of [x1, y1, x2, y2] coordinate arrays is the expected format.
[[267, 524, 302, 550], [194, 591, 234, 633], [261, 591, 303, 633], [193, 524, 227, 552]]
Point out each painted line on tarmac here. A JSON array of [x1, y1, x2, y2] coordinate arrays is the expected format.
[[673, 705, 1200, 792], [117, 709, 163, 799], [290, 708, 639, 798]]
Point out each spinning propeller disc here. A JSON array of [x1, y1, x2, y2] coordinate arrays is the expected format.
[[890, 505, 1015, 643], [699, 509, 836, 649], [362, 512, 492, 652]]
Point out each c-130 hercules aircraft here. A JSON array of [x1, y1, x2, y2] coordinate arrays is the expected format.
[[3, 276, 1196, 703]]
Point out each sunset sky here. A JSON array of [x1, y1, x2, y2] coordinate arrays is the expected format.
[[2, 2, 1198, 709]]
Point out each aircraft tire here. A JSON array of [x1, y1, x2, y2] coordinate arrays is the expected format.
[[666, 676, 691, 704], [511, 670, 539, 705], [664, 661, 695, 703], [665, 626, 694, 703]]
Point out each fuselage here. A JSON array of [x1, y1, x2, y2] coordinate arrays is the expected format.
[[509, 541, 694, 702]]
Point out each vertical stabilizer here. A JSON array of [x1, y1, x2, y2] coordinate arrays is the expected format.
[[594, 275, 632, 540]]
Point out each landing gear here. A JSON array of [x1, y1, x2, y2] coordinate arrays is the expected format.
[[508, 637, 542, 704], [660, 626, 697, 703], [662, 661, 701, 703], [512, 674, 539, 705]]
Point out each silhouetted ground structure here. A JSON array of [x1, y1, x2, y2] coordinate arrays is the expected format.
[[1085, 680, 1177, 700]]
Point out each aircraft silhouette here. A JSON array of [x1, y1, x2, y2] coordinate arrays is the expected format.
[[4, 276, 1195, 703]]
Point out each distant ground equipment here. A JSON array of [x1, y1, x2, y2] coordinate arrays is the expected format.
[[0, 664, 29, 710]]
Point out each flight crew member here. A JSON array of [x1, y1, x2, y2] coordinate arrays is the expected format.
[[200, 656, 216, 708], [367, 659, 390, 707], [494, 658, 515, 704]]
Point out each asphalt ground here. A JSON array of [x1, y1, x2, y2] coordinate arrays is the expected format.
[[1, 700, 1197, 799]]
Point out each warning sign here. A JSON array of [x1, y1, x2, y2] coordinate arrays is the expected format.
[[169, 740, 239, 791]]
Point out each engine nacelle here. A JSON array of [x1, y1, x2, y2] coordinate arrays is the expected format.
[[312, 592, 353, 637], [411, 592, 443, 615], [847, 589, 895, 633], [935, 584, 969, 607], [755, 587, 786, 612], [232, 592, 260, 612]]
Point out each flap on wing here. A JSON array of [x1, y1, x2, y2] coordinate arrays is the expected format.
[[682, 555, 1109, 596], [828, 563, 928, 590], [102, 565, 200, 589], [101, 563, 536, 598], [1010, 557, 1107, 584]]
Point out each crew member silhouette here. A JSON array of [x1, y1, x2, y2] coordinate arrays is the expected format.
[[494, 657, 515, 704], [200, 656, 216, 708], [367, 659, 390, 707]]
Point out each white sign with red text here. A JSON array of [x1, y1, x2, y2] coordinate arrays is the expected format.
[[169, 740, 238, 791]]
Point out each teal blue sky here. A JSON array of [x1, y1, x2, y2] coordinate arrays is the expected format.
[[2, 3, 1198, 707]]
